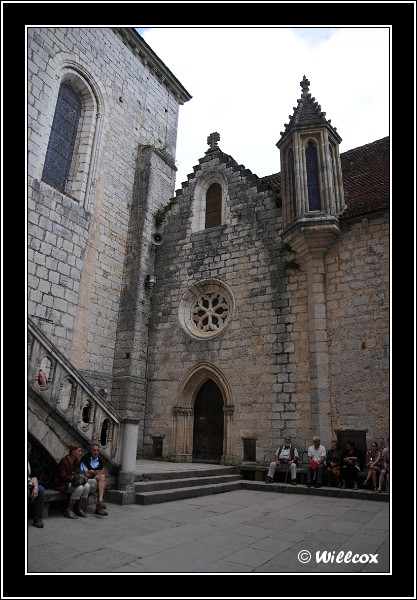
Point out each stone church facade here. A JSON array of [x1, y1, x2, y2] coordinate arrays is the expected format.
[[27, 27, 389, 483]]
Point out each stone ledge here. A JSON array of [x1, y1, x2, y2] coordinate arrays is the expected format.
[[106, 489, 136, 505], [241, 480, 390, 501]]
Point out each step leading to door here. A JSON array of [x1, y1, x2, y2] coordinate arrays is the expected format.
[[135, 480, 243, 505], [134, 474, 242, 493]]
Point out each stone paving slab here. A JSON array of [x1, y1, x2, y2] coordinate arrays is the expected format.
[[27, 488, 390, 574]]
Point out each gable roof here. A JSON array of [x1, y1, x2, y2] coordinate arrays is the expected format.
[[262, 136, 390, 220]]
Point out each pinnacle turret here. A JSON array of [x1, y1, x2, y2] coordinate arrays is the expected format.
[[278, 75, 341, 143]]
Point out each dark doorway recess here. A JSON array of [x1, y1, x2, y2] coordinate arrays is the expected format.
[[193, 379, 224, 463]]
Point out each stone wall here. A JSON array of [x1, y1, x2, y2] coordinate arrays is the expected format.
[[27, 27, 389, 468], [27, 28, 183, 401], [143, 150, 389, 461], [144, 151, 307, 461], [326, 213, 390, 445]]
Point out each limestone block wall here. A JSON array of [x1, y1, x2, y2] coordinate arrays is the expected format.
[[143, 148, 389, 463], [326, 212, 390, 446], [26, 27, 389, 466], [143, 150, 312, 462], [27, 28, 182, 393]]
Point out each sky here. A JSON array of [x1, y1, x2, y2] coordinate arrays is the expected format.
[[137, 26, 390, 192]]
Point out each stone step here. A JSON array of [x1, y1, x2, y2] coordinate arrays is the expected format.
[[240, 480, 390, 501], [134, 465, 239, 482], [42, 476, 389, 515], [134, 473, 242, 492], [135, 480, 243, 505]]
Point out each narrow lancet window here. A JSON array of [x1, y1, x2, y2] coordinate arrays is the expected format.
[[205, 183, 222, 228], [42, 83, 82, 193], [306, 141, 321, 211]]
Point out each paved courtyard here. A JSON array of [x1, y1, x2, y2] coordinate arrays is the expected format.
[[27, 487, 390, 574]]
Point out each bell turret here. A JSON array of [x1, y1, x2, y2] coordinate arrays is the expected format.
[[277, 76, 346, 257], [276, 76, 348, 444]]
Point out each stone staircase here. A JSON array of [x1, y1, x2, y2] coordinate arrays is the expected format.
[[134, 467, 242, 505], [42, 463, 389, 515], [107, 465, 243, 506]]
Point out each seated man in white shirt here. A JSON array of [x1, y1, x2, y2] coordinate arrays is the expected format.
[[265, 436, 299, 485], [306, 436, 327, 488]]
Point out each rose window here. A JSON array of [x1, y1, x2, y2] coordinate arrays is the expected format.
[[179, 279, 234, 339]]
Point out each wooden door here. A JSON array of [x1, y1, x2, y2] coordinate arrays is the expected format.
[[192, 379, 224, 463]]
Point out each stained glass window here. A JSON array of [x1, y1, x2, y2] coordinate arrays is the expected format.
[[42, 83, 81, 193]]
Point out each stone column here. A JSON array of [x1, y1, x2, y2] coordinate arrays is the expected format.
[[172, 406, 194, 462], [282, 217, 341, 446], [118, 419, 140, 489], [304, 255, 332, 443], [223, 404, 235, 465]]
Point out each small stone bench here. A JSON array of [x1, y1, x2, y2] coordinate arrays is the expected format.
[[239, 463, 308, 484], [40, 489, 96, 517], [37, 489, 68, 517], [240, 463, 377, 488]]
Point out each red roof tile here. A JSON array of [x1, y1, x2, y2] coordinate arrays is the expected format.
[[339, 136, 390, 220]]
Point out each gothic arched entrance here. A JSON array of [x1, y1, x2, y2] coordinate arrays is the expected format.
[[192, 379, 224, 463]]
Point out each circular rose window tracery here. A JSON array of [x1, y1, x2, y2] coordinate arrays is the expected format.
[[179, 279, 234, 339]]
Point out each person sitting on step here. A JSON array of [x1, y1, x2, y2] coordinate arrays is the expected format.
[[340, 440, 364, 490], [376, 441, 389, 493], [306, 436, 327, 488], [362, 441, 383, 491], [326, 439, 343, 487], [54, 442, 92, 519], [81, 442, 108, 516], [265, 435, 299, 485], [28, 441, 46, 528]]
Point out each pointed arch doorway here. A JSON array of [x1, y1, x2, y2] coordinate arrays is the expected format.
[[192, 379, 224, 463]]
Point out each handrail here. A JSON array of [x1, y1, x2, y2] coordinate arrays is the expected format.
[[27, 316, 122, 465]]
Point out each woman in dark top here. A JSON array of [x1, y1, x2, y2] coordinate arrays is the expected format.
[[326, 439, 343, 487], [362, 441, 383, 491], [54, 442, 91, 519], [340, 440, 363, 490]]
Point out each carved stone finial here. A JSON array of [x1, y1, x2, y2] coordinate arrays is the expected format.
[[207, 132, 220, 151], [301, 75, 310, 96]]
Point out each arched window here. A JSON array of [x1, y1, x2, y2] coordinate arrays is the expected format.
[[191, 174, 226, 233], [41, 69, 101, 208], [205, 183, 222, 228], [82, 401, 91, 423], [329, 143, 337, 211], [288, 148, 297, 219], [100, 419, 110, 446], [42, 83, 82, 193], [305, 140, 321, 211]]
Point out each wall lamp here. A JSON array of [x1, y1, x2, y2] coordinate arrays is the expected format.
[[145, 274, 157, 288]]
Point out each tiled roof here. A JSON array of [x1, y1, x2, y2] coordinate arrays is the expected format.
[[262, 173, 281, 189], [339, 136, 390, 220], [261, 136, 390, 220]]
